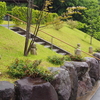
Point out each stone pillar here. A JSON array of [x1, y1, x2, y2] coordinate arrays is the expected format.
[[75, 49, 81, 56], [30, 43, 37, 55], [77, 43, 81, 49], [74, 43, 81, 56], [89, 46, 93, 53]]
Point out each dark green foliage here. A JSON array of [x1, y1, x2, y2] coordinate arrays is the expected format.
[[94, 32, 100, 41], [8, 59, 56, 81], [94, 47, 100, 52], [69, 55, 84, 61], [0, 2, 7, 23], [64, 55, 85, 61], [76, 21, 86, 30], [47, 55, 84, 65], [63, 55, 71, 61], [47, 55, 64, 65]]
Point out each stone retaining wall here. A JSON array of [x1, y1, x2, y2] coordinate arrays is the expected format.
[[0, 53, 100, 100]]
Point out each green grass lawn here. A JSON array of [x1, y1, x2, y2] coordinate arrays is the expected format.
[[1, 21, 14, 25], [20, 23, 100, 57], [0, 26, 61, 82], [0, 21, 100, 82]]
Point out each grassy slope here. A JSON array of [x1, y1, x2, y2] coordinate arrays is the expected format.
[[24, 24, 100, 57], [0, 26, 61, 82], [0, 21, 100, 82]]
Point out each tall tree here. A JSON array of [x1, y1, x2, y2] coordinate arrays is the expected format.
[[82, 1, 100, 44], [24, 0, 56, 56]]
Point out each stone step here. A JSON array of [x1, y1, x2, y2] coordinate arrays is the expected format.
[[52, 49, 59, 52], [44, 45, 51, 48], [10, 27, 71, 56], [10, 27, 19, 31], [16, 31, 25, 35], [36, 42, 45, 45], [58, 53, 67, 55]]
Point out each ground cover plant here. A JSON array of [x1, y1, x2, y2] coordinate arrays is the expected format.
[[64, 55, 85, 61], [47, 55, 64, 65], [8, 59, 57, 82], [94, 47, 100, 53], [1, 21, 14, 25]]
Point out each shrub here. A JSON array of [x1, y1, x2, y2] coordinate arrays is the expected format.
[[76, 21, 86, 29], [52, 18, 63, 30], [94, 47, 100, 53], [0, 2, 7, 23], [8, 59, 56, 81], [63, 55, 71, 61], [94, 32, 100, 41], [47, 55, 64, 65], [12, 6, 27, 25], [69, 55, 84, 61], [66, 20, 78, 29]]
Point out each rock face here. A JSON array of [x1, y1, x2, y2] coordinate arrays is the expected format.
[[61, 62, 78, 100], [93, 53, 100, 59], [77, 72, 93, 98], [48, 67, 71, 100], [15, 77, 58, 100], [61, 61, 92, 99], [93, 53, 100, 79], [0, 81, 15, 100], [85, 57, 100, 81], [71, 61, 89, 80], [69, 61, 92, 98]]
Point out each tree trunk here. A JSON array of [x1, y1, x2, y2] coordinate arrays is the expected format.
[[90, 35, 93, 45], [24, 0, 33, 56]]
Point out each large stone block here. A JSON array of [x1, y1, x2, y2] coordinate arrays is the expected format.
[[61, 61, 78, 100], [61, 61, 92, 99], [71, 61, 89, 80], [15, 77, 58, 100], [77, 72, 93, 98], [0, 81, 15, 100], [85, 57, 100, 81], [48, 67, 71, 100], [93, 53, 100, 59]]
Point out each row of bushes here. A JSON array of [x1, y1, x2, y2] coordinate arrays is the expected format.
[[12, 6, 58, 25], [47, 55, 85, 65], [8, 55, 85, 80], [0, 2, 58, 25]]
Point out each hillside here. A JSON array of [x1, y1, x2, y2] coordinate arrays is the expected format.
[[0, 22, 100, 82], [0, 26, 61, 82], [20, 23, 100, 57]]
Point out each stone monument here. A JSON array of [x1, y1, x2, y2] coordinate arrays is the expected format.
[[75, 43, 81, 56], [30, 43, 37, 55]]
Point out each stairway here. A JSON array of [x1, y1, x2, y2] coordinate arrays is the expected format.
[[10, 27, 70, 55]]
